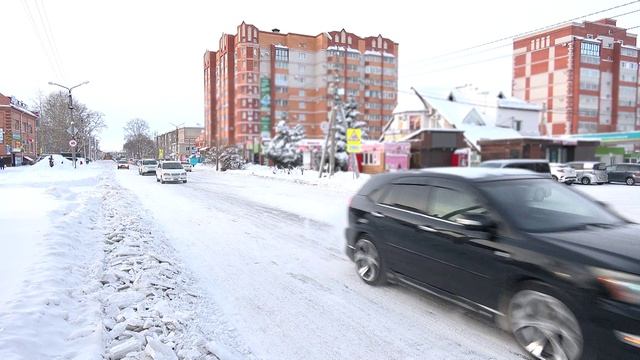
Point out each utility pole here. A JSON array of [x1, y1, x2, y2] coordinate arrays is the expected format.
[[48, 81, 89, 168], [169, 122, 184, 161]]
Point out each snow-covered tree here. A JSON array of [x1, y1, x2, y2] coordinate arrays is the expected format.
[[265, 120, 305, 169], [330, 98, 367, 171], [219, 146, 245, 171]]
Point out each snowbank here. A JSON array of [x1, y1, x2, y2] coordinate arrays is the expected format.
[[221, 164, 371, 193], [0, 155, 100, 186]]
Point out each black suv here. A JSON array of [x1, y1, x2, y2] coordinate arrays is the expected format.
[[607, 164, 640, 186], [346, 168, 639, 360]]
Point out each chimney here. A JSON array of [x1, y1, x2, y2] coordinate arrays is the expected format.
[[272, 28, 280, 33]]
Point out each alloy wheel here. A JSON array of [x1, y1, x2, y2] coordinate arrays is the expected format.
[[353, 239, 382, 284], [581, 177, 590, 185], [509, 290, 583, 360], [626, 177, 635, 186]]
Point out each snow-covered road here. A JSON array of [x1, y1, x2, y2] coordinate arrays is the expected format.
[[116, 166, 527, 360], [2, 161, 638, 359]]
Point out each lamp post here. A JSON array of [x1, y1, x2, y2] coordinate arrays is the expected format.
[[48, 81, 89, 168], [169, 122, 184, 161]]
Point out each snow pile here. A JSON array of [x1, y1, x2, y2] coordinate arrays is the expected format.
[[225, 164, 370, 193], [31, 154, 87, 169], [99, 182, 240, 360], [0, 155, 99, 186]]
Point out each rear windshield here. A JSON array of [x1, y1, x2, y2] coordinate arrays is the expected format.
[[143, 160, 157, 165], [593, 163, 607, 171], [118, 160, 127, 163], [162, 162, 183, 170]]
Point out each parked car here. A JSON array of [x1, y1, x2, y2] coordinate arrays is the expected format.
[[155, 161, 187, 184], [117, 159, 129, 169], [346, 167, 639, 360], [181, 161, 193, 172], [138, 159, 158, 175], [479, 159, 552, 177], [607, 163, 640, 186], [550, 163, 577, 185], [567, 161, 608, 185]]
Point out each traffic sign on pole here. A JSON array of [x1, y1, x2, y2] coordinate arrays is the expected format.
[[69, 139, 78, 147]]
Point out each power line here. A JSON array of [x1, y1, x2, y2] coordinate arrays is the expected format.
[[21, 0, 62, 79], [34, 0, 66, 80], [402, 22, 640, 77], [405, 0, 640, 66]]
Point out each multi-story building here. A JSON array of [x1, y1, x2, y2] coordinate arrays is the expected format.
[[155, 126, 203, 161], [204, 22, 398, 148], [513, 19, 639, 136], [0, 93, 38, 166]]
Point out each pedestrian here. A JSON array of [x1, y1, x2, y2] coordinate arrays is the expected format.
[[0, 158, 5, 170], [49, 155, 54, 168]]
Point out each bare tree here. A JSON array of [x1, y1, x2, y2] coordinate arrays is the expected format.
[[36, 91, 105, 154], [123, 118, 155, 159]]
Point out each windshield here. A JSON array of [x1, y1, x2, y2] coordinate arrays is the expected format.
[[143, 160, 157, 165], [479, 179, 624, 233], [479, 162, 502, 168], [118, 160, 127, 164], [162, 162, 183, 170]]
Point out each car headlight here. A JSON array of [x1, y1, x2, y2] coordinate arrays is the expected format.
[[592, 268, 640, 304]]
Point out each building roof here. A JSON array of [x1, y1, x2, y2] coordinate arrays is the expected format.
[[392, 91, 428, 114]]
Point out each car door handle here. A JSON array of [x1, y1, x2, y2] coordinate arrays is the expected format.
[[417, 225, 438, 233], [371, 211, 385, 218]]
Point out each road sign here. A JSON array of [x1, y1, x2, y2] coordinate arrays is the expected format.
[[67, 126, 78, 136], [346, 128, 362, 153], [69, 139, 78, 147]]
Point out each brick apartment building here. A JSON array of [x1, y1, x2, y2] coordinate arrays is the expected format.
[[155, 126, 203, 161], [513, 19, 639, 136], [0, 93, 38, 166], [204, 22, 398, 148]]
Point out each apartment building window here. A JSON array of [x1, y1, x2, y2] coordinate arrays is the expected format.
[[578, 95, 599, 117], [383, 67, 396, 76], [621, 48, 638, 57], [383, 91, 395, 99], [274, 99, 289, 107], [577, 121, 597, 134], [299, 90, 305, 97], [275, 48, 288, 62], [617, 111, 636, 132], [365, 54, 380, 62], [346, 64, 361, 72], [347, 52, 360, 59], [347, 89, 359, 97], [365, 102, 382, 110], [275, 111, 288, 120], [383, 80, 397, 87], [365, 90, 382, 98], [580, 43, 600, 64], [298, 52, 307, 60], [362, 152, 379, 165], [365, 66, 382, 74], [619, 86, 637, 107], [328, 63, 344, 70], [276, 86, 288, 94], [383, 56, 395, 64], [275, 74, 288, 86], [298, 114, 306, 121], [299, 101, 306, 109], [579, 68, 600, 91], [620, 61, 638, 83]]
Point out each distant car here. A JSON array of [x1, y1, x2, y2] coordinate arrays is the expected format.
[[550, 163, 577, 185], [479, 159, 552, 177], [607, 163, 640, 185], [139, 159, 158, 175], [181, 162, 193, 172], [567, 161, 608, 185], [117, 159, 129, 169], [346, 167, 640, 360], [156, 161, 187, 184]]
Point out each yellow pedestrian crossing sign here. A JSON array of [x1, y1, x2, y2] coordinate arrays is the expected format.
[[346, 128, 362, 153]]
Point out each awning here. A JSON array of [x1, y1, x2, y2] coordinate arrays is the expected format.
[[24, 155, 34, 162]]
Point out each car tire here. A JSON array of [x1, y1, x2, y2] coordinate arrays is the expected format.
[[581, 177, 591, 185], [156, 177, 160, 182], [551, 175, 558, 181], [183, 180, 187, 183], [597, 182, 604, 185], [626, 177, 635, 186], [564, 181, 572, 186], [161, 179, 165, 184], [509, 282, 585, 360], [353, 236, 387, 286]]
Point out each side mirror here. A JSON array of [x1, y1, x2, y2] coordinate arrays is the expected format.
[[455, 213, 495, 232]]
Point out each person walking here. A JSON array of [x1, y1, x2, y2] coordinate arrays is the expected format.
[[0, 158, 5, 170]]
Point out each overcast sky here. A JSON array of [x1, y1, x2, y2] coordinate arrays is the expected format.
[[1, 0, 637, 151]]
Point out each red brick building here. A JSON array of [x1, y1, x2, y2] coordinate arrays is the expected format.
[[204, 22, 398, 148], [512, 19, 639, 135], [0, 93, 38, 166]]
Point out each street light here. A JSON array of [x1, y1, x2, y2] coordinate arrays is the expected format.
[[48, 81, 90, 168]]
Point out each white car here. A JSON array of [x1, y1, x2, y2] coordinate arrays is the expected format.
[[156, 161, 187, 184], [550, 163, 577, 185], [139, 159, 158, 175], [181, 162, 193, 172]]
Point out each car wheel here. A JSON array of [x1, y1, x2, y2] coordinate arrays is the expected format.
[[509, 285, 583, 360], [156, 177, 160, 182], [597, 182, 604, 185], [580, 177, 591, 185], [353, 237, 386, 286], [626, 177, 635, 186], [564, 181, 572, 186], [183, 180, 187, 183], [551, 175, 558, 181], [161, 179, 165, 184]]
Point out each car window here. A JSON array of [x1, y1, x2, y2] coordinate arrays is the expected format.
[[479, 162, 502, 168], [608, 165, 617, 171], [536, 163, 550, 173], [568, 163, 583, 170], [368, 186, 388, 203], [593, 163, 607, 171], [162, 162, 183, 169], [479, 179, 624, 233], [143, 160, 157, 165], [427, 186, 486, 221], [380, 184, 429, 214]]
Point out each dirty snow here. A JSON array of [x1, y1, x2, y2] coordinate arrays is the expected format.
[[0, 161, 638, 359]]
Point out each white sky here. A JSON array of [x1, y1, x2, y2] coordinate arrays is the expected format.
[[1, 0, 637, 151]]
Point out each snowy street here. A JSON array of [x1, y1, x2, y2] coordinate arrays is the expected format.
[[1, 161, 639, 359]]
